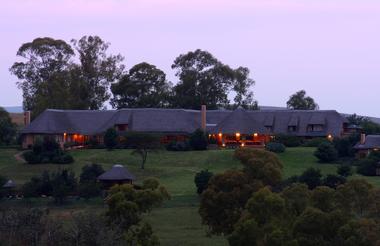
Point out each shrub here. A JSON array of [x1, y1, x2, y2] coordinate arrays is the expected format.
[[356, 159, 378, 176], [80, 164, 105, 184], [274, 134, 303, 147], [166, 141, 191, 151], [333, 134, 359, 158], [104, 128, 118, 150], [189, 129, 208, 150], [52, 154, 74, 164], [322, 174, 346, 189], [50, 169, 77, 204], [302, 138, 329, 147], [265, 142, 286, 153], [23, 151, 41, 164], [194, 169, 213, 194], [337, 165, 353, 177], [314, 142, 338, 163], [299, 168, 322, 189], [78, 182, 102, 200]]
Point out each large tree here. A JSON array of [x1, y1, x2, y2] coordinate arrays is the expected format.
[[10, 37, 75, 117], [171, 49, 257, 110], [110, 62, 172, 108], [71, 35, 125, 110], [286, 90, 319, 110], [0, 107, 17, 145]]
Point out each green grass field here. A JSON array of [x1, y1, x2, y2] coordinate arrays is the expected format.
[[0, 147, 379, 245]]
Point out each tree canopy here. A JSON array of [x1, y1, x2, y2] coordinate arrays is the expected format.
[[286, 90, 319, 110], [0, 107, 16, 145], [110, 62, 172, 108], [171, 49, 257, 110]]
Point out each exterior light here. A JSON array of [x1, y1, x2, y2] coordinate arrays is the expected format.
[[222, 143, 226, 147], [208, 134, 211, 137], [236, 132, 241, 137], [253, 133, 258, 137], [241, 143, 245, 147], [218, 133, 223, 137], [327, 134, 333, 141]]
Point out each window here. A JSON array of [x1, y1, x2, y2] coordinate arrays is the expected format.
[[288, 126, 297, 132], [308, 124, 324, 132], [116, 124, 128, 131]]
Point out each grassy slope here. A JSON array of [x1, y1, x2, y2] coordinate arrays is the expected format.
[[0, 147, 379, 245]]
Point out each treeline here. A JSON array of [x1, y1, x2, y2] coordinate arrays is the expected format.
[[198, 148, 380, 245], [10, 36, 257, 118]]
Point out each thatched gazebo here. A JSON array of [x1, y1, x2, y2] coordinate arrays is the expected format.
[[97, 164, 135, 188]]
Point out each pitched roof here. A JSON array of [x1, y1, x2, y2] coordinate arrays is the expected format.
[[98, 164, 135, 181], [2, 180, 16, 188], [22, 108, 347, 137], [354, 135, 380, 149]]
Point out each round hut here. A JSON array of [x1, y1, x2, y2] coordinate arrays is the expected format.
[[98, 164, 135, 188], [2, 180, 17, 197]]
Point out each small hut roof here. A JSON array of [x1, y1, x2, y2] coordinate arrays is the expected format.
[[2, 180, 16, 188], [98, 164, 135, 181]]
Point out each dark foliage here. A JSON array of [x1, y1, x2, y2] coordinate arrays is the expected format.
[[189, 129, 208, 150], [194, 169, 213, 194], [333, 134, 360, 158], [302, 138, 329, 147], [337, 165, 353, 177], [314, 142, 338, 163], [322, 174, 347, 189], [274, 134, 303, 147], [78, 163, 104, 199], [166, 141, 191, 151], [23, 137, 74, 164], [0, 107, 17, 145], [104, 128, 118, 150], [265, 142, 286, 153], [299, 168, 322, 189]]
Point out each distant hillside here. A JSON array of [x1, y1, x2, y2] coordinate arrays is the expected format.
[[2, 106, 23, 113]]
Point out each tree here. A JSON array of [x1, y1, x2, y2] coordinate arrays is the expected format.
[[104, 128, 118, 150], [171, 49, 256, 109], [199, 170, 262, 235], [10, 37, 75, 117], [78, 164, 104, 200], [189, 128, 208, 150], [110, 62, 172, 109], [314, 142, 338, 163], [194, 169, 213, 194], [337, 165, 353, 177], [71, 35, 125, 110], [0, 107, 17, 145], [105, 180, 169, 236], [286, 90, 319, 110], [125, 132, 161, 169], [50, 169, 77, 204], [281, 183, 311, 217]]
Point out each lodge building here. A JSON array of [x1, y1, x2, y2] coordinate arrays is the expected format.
[[21, 106, 353, 149]]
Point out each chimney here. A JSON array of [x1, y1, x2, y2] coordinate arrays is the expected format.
[[24, 111, 31, 126], [360, 133, 366, 145], [201, 105, 206, 131]]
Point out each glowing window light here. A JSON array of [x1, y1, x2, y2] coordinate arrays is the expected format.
[[235, 132, 241, 137], [218, 133, 223, 137], [253, 133, 258, 137]]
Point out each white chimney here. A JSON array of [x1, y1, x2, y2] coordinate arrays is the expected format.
[[201, 105, 206, 131]]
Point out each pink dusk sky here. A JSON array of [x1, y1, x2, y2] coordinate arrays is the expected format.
[[0, 0, 379, 116]]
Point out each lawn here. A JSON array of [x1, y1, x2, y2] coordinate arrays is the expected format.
[[0, 147, 379, 245]]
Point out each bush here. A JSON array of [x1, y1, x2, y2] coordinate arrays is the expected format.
[[23, 151, 41, 164], [194, 169, 213, 194], [189, 129, 208, 150], [78, 182, 102, 200], [80, 164, 105, 184], [265, 142, 286, 153], [299, 168, 322, 189], [337, 165, 353, 177], [333, 134, 359, 158], [356, 159, 378, 176], [322, 174, 346, 189], [314, 142, 338, 163], [302, 138, 329, 147], [274, 134, 303, 147], [104, 128, 118, 150], [52, 154, 74, 164], [166, 141, 191, 151]]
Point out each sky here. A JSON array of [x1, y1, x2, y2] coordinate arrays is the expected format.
[[0, 0, 379, 116]]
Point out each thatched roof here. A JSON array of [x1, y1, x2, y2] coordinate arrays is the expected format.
[[22, 108, 348, 137], [98, 164, 135, 181], [354, 135, 380, 150]]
